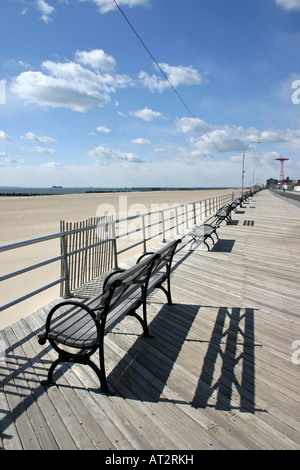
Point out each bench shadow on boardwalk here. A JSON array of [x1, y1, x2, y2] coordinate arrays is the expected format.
[[99, 301, 260, 414]]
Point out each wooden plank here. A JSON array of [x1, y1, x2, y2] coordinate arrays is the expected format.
[[30, 310, 134, 450]]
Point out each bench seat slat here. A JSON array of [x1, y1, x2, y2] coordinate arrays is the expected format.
[[48, 311, 97, 348]]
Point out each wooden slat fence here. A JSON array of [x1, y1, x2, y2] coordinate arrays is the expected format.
[[59, 217, 114, 297]]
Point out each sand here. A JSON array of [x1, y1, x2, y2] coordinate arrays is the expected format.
[[0, 188, 236, 329]]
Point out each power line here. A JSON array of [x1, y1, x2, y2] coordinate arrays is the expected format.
[[112, 0, 226, 156]]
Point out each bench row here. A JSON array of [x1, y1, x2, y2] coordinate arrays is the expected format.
[[188, 192, 253, 250]]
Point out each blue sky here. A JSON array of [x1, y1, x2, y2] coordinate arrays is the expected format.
[[1, 0, 300, 188]]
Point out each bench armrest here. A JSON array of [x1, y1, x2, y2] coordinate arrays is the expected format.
[[38, 300, 99, 345], [204, 223, 219, 229], [102, 269, 125, 292], [136, 252, 155, 263]]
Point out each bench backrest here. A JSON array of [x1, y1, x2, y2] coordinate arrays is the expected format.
[[136, 238, 181, 278], [98, 239, 181, 331], [96, 252, 159, 330], [150, 238, 181, 277]]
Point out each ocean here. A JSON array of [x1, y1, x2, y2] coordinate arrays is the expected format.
[[0, 186, 232, 196]]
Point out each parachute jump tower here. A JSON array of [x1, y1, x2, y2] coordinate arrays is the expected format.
[[275, 157, 289, 184]]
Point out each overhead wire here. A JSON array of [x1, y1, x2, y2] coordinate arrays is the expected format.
[[112, 0, 227, 156]]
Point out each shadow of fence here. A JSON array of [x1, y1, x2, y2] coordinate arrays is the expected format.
[[105, 303, 259, 413], [191, 306, 257, 413]]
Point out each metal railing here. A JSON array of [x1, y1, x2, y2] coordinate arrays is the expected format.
[[0, 192, 236, 313]]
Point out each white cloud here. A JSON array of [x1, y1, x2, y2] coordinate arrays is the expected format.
[[18, 60, 31, 68], [21, 131, 57, 144], [42, 60, 131, 92], [10, 51, 133, 112], [36, 0, 55, 23], [86, 145, 144, 163], [175, 118, 300, 155], [129, 107, 165, 121], [79, 0, 150, 14], [139, 63, 203, 92], [176, 117, 213, 135], [11, 70, 110, 112], [45, 161, 62, 167], [75, 49, 116, 71], [23, 146, 56, 154], [96, 126, 111, 133], [35, 146, 55, 154], [274, 0, 300, 11], [0, 151, 24, 164], [260, 130, 286, 143], [176, 120, 251, 154], [0, 130, 11, 141], [189, 130, 245, 154], [131, 137, 151, 145]]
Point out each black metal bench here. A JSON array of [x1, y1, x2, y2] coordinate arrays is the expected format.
[[216, 198, 243, 224], [215, 205, 232, 224], [188, 199, 241, 250], [38, 238, 181, 393], [189, 222, 219, 251]]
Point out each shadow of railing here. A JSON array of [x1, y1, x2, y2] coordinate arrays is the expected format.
[[191, 306, 258, 413], [105, 303, 260, 414], [106, 303, 200, 401]]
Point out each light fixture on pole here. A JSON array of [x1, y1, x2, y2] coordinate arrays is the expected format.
[[241, 140, 261, 198]]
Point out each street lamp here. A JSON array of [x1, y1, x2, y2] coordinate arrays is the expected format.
[[241, 140, 261, 198], [252, 163, 262, 188]]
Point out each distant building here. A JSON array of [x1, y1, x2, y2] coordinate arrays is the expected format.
[[282, 176, 291, 185], [266, 177, 292, 187], [266, 178, 278, 186]]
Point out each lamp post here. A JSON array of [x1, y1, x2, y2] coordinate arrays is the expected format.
[[241, 140, 261, 199], [252, 163, 262, 188]]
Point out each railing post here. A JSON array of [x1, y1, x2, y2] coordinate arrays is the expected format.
[[185, 204, 189, 229], [161, 211, 166, 242], [175, 207, 179, 235], [61, 234, 71, 298], [141, 215, 147, 252], [112, 221, 119, 270]]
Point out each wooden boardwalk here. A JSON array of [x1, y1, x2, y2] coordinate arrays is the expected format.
[[0, 190, 300, 450]]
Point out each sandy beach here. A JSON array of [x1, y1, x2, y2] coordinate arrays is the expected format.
[[0, 188, 236, 329]]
